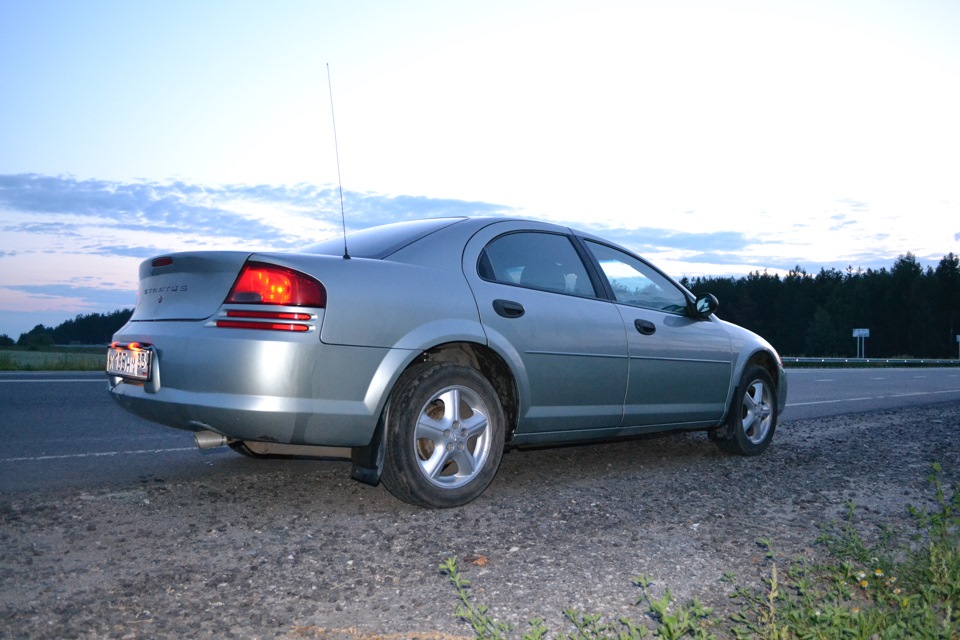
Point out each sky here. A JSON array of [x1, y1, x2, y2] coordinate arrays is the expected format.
[[1, 0, 959, 340]]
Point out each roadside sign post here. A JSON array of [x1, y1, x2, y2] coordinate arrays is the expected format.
[[853, 328, 870, 359], [956, 335, 959, 360]]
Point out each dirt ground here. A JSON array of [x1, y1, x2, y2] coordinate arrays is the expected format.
[[2, 401, 959, 639]]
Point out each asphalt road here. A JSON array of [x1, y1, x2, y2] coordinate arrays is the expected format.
[[2, 367, 960, 493], [784, 366, 960, 419]]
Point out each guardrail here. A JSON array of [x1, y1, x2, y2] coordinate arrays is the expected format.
[[783, 357, 960, 367]]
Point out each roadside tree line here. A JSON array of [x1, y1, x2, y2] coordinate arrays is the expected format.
[[683, 252, 960, 359], [5, 309, 134, 348]]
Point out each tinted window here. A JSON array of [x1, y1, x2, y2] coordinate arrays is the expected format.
[[585, 240, 688, 313], [480, 232, 596, 297], [304, 218, 465, 258]]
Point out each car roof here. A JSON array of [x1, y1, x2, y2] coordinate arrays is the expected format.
[[303, 217, 470, 258], [303, 216, 582, 259]]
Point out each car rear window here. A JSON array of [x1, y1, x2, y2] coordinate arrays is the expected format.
[[304, 217, 466, 259], [479, 231, 597, 297]]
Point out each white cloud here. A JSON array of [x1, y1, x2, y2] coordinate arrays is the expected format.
[[0, 287, 100, 313]]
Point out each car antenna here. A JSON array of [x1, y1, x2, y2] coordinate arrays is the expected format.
[[326, 63, 350, 260]]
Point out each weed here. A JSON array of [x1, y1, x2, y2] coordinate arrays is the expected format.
[[441, 463, 960, 639]]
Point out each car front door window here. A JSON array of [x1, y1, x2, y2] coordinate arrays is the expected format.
[[584, 240, 688, 313]]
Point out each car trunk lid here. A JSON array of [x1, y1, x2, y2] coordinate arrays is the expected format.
[[131, 252, 251, 321]]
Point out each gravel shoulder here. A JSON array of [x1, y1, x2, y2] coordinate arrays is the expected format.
[[2, 401, 960, 639]]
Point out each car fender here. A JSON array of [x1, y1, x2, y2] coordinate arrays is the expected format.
[[351, 318, 492, 486], [720, 320, 788, 422], [361, 318, 489, 415], [319, 260, 482, 350]]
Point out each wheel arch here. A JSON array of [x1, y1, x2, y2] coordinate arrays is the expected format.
[[418, 341, 520, 443], [746, 349, 782, 388], [748, 349, 788, 416], [350, 340, 519, 487], [715, 348, 784, 434]]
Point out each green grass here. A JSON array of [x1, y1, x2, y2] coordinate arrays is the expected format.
[[441, 463, 960, 639], [0, 347, 106, 371]]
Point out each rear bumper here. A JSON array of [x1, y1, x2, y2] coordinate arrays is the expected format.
[[109, 382, 380, 446], [108, 320, 412, 447]]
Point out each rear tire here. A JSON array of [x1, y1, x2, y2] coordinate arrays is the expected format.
[[715, 365, 777, 456], [381, 362, 505, 508]]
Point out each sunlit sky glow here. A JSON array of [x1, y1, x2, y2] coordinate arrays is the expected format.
[[1, 0, 959, 339]]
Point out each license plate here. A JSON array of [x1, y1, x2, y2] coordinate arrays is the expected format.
[[106, 345, 153, 380]]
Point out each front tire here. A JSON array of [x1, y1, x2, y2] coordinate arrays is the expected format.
[[381, 362, 505, 508], [715, 365, 777, 456]]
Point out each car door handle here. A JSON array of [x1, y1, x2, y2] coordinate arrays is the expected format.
[[634, 319, 656, 335], [493, 299, 525, 319]]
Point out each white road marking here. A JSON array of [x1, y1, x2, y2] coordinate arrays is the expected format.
[[2, 447, 197, 463], [788, 397, 874, 407], [892, 389, 960, 397], [787, 388, 960, 407]]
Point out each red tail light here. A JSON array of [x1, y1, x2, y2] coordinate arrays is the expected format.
[[225, 262, 326, 307]]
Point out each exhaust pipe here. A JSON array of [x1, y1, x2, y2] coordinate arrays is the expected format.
[[194, 430, 229, 449]]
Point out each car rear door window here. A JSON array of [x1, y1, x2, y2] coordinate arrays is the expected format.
[[479, 232, 596, 297]]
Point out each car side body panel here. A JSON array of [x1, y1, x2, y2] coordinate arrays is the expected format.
[[616, 305, 733, 428], [460, 219, 630, 433]]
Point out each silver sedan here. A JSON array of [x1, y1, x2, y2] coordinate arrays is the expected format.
[[108, 217, 787, 507]]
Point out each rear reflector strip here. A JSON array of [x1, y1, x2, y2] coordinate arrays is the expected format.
[[216, 319, 311, 332], [215, 309, 313, 332], [225, 310, 312, 321]]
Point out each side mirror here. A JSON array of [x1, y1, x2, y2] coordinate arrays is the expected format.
[[694, 293, 719, 318]]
